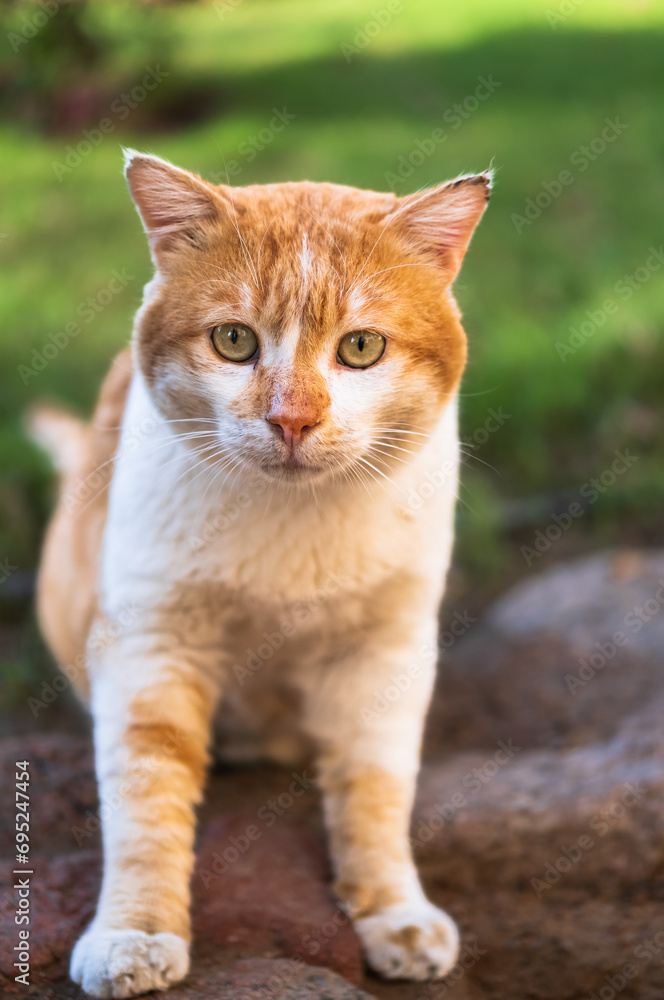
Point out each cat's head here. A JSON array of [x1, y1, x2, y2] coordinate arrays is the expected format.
[[125, 151, 490, 486]]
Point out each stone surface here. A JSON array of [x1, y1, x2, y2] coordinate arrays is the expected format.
[[0, 742, 365, 997], [165, 958, 375, 999], [1, 957, 374, 1000], [488, 549, 664, 652], [0, 734, 98, 856], [191, 815, 363, 985], [1, 550, 664, 999], [424, 549, 664, 754]]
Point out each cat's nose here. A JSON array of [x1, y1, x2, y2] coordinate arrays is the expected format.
[[267, 406, 321, 448]]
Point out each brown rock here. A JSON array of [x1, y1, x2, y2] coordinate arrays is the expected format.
[[0, 852, 100, 983], [0, 734, 97, 857], [488, 550, 664, 652], [410, 551, 664, 1000], [167, 957, 376, 999], [192, 814, 363, 985], [416, 695, 664, 895], [0, 737, 362, 994], [3, 551, 664, 1000], [425, 551, 664, 756]]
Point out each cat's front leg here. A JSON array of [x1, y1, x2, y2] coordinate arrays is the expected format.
[[71, 625, 221, 999], [305, 632, 459, 981]]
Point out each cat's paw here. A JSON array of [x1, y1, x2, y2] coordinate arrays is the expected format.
[[354, 899, 459, 980], [70, 927, 189, 998]]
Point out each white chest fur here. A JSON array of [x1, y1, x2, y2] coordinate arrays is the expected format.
[[99, 370, 460, 620]]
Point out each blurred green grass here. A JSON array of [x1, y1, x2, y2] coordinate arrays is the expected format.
[[1, 0, 663, 644]]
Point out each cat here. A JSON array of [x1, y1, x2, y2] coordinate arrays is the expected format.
[[30, 150, 490, 998]]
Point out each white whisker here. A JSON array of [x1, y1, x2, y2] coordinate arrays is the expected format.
[[354, 261, 448, 294], [357, 456, 405, 496], [366, 445, 411, 467], [459, 449, 501, 476]]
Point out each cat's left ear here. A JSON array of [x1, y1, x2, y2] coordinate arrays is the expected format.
[[389, 171, 492, 283], [123, 149, 224, 260]]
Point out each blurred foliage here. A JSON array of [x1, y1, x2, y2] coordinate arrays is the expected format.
[[1, 0, 663, 697]]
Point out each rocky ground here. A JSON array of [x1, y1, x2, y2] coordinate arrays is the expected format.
[[1, 550, 663, 999]]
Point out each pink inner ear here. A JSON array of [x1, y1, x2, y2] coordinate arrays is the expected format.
[[391, 173, 491, 281]]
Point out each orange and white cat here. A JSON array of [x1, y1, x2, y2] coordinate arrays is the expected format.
[[31, 151, 490, 998]]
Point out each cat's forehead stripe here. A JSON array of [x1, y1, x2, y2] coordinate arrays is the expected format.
[[299, 232, 313, 282]]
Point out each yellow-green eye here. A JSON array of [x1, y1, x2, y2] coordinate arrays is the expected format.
[[211, 323, 258, 362], [337, 330, 386, 369]]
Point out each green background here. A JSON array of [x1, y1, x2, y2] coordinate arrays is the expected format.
[[1, 0, 663, 709]]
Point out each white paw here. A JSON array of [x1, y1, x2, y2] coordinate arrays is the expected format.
[[355, 899, 460, 980], [70, 927, 189, 998]]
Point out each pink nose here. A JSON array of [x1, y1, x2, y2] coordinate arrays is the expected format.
[[267, 407, 321, 448]]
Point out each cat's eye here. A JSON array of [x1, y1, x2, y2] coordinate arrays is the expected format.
[[337, 330, 386, 369], [211, 322, 259, 363]]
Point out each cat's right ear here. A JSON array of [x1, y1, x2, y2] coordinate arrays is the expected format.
[[123, 149, 224, 260], [388, 171, 492, 284]]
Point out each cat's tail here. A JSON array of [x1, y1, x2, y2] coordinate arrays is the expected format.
[[26, 403, 87, 479]]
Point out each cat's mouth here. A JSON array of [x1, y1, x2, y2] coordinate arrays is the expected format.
[[255, 441, 343, 481], [240, 425, 356, 483], [261, 455, 328, 479], [255, 428, 335, 480]]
